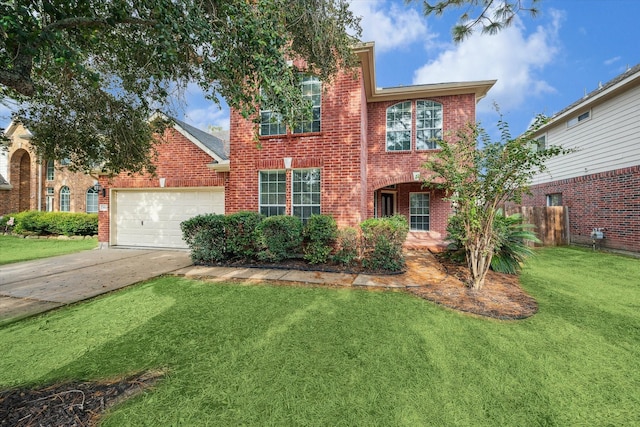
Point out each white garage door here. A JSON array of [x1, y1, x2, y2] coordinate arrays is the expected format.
[[113, 188, 224, 248]]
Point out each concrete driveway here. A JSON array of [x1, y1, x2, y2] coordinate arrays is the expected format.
[[0, 248, 192, 325]]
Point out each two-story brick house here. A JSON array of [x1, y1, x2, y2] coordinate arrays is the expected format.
[[0, 121, 97, 217], [227, 42, 495, 239], [96, 42, 494, 249], [523, 64, 640, 252]]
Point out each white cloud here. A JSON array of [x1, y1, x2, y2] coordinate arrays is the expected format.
[[349, 0, 429, 52], [184, 102, 229, 131], [412, 9, 564, 114], [604, 56, 621, 66]]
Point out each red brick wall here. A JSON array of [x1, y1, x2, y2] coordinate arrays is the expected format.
[[522, 165, 640, 252], [365, 94, 475, 235], [97, 128, 228, 243], [227, 68, 367, 227]]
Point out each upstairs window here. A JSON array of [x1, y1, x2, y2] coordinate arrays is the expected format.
[[293, 76, 321, 133], [46, 160, 55, 181], [533, 135, 546, 152], [60, 186, 70, 212], [416, 100, 443, 150], [259, 75, 321, 136], [386, 101, 412, 151], [59, 158, 71, 166], [260, 104, 286, 137], [567, 111, 590, 128]]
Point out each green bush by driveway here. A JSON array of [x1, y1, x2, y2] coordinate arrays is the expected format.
[[1, 246, 638, 425]]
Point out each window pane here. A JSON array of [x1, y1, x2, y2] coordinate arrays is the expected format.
[[409, 193, 430, 231], [416, 100, 443, 150], [259, 171, 286, 216], [386, 102, 412, 151], [292, 168, 321, 224], [294, 76, 321, 134]]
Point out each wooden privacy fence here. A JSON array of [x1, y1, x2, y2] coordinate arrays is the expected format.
[[504, 206, 569, 246]]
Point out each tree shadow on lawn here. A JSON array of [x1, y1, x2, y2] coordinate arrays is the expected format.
[[0, 251, 537, 426]]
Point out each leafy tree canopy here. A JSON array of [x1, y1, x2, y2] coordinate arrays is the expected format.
[[419, 0, 540, 42], [423, 116, 572, 289], [0, 0, 360, 173]]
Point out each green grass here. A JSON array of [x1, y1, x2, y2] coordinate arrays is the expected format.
[[0, 235, 98, 265], [0, 246, 638, 425]]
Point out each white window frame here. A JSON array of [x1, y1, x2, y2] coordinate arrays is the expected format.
[[60, 186, 70, 212], [86, 187, 99, 213], [293, 76, 321, 134], [45, 187, 54, 212], [546, 193, 562, 207], [46, 160, 55, 181], [292, 168, 321, 223], [386, 101, 412, 151], [567, 110, 591, 128], [416, 100, 443, 150], [259, 170, 286, 216], [409, 192, 430, 231]]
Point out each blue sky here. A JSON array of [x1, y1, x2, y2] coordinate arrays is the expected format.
[[3, 0, 640, 137]]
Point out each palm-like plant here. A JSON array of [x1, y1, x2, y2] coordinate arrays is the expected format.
[[491, 211, 540, 274]]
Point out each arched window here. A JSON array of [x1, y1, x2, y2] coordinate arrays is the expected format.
[[86, 187, 98, 213], [60, 186, 70, 212], [46, 160, 55, 181], [386, 101, 412, 151], [416, 100, 443, 150]]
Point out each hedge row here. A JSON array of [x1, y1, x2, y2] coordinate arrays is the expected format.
[[181, 212, 409, 272], [0, 211, 98, 236]]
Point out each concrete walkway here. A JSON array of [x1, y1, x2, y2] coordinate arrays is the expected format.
[[174, 250, 452, 289], [0, 248, 192, 325], [1, 248, 454, 326]]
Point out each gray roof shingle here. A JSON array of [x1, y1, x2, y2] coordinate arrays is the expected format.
[[172, 117, 228, 161]]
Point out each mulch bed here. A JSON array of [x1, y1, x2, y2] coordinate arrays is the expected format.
[[407, 254, 538, 320], [0, 370, 164, 427]]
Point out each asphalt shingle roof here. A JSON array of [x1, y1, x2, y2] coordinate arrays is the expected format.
[[172, 117, 228, 161]]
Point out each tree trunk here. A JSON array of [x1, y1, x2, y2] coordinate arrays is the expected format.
[[466, 237, 494, 290]]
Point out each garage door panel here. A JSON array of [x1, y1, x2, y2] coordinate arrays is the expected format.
[[113, 188, 224, 248]]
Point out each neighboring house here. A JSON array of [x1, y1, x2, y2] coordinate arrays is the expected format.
[[0, 121, 96, 216], [523, 64, 640, 252], [97, 42, 495, 249]]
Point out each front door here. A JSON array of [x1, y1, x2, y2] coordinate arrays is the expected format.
[[381, 192, 395, 217]]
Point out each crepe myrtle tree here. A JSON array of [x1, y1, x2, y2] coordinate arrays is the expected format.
[[423, 116, 571, 290], [0, 0, 360, 174]]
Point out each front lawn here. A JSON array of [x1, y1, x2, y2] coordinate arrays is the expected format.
[[0, 246, 638, 425], [0, 235, 98, 265]]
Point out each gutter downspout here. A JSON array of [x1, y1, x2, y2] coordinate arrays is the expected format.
[[37, 160, 42, 211]]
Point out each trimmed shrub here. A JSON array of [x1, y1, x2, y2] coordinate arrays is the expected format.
[[224, 211, 264, 260], [8, 211, 97, 236], [181, 214, 226, 264], [360, 215, 409, 271], [332, 227, 360, 266], [303, 214, 338, 264], [256, 215, 303, 262]]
